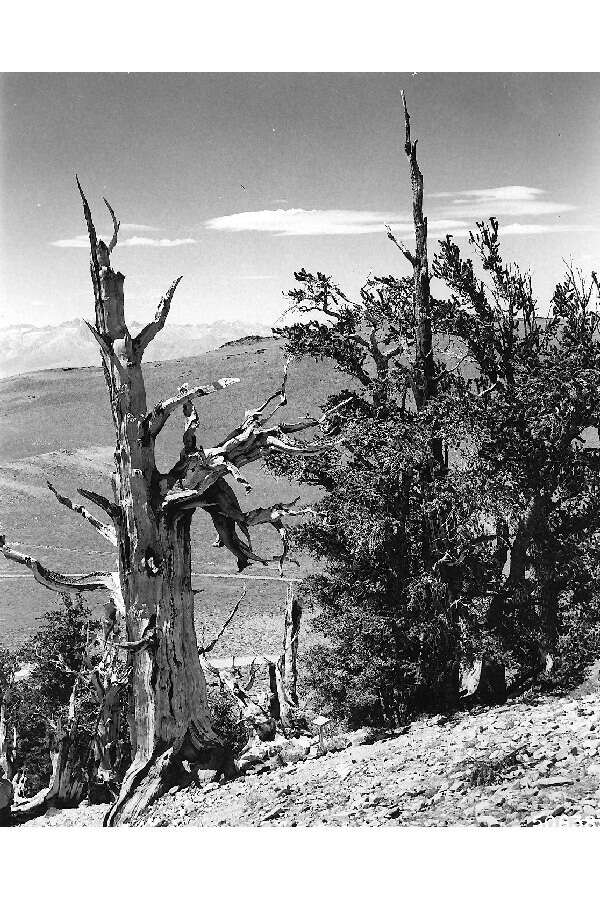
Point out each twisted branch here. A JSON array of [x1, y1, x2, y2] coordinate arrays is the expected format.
[[0, 536, 122, 605], [147, 377, 240, 438]]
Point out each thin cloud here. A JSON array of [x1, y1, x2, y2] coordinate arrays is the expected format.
[[204, 187, 585, 241], [205, 208, 465, 237], [500, 222, 596, 236], [51, 234, 196, 248], [123, 236, 196, 247], [431, 185, 575, 218]]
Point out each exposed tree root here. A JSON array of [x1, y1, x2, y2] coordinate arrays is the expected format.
[[104, 724, 230, 826]]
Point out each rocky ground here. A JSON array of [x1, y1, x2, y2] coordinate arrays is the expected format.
[[23, 678, 600, 828]]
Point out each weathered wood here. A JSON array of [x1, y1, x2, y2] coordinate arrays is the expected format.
[[0, 694, 15, 781], [46, 717, 88, 808], [281, 582, 303, 706]]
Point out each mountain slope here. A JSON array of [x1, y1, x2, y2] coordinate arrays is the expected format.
[[0, 336, 349, 648]]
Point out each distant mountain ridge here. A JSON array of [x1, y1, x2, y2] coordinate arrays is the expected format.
[[0, 319, 271, 378]]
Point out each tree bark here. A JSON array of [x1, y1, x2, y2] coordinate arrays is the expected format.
[[46, 718, 88, 808], [282, 583, 302, 707], [0, 694, 15, 781]]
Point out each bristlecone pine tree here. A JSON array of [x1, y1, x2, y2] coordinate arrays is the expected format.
[[0, 180, 338, 824]]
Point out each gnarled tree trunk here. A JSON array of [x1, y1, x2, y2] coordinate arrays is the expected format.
[[70, 187, 226, 825]]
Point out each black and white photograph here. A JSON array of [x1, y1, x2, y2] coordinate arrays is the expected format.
[[1, 8, 599, 894]]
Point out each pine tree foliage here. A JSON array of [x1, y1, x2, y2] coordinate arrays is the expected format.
[[272, 220, 600, 726]]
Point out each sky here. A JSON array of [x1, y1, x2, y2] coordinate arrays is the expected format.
[[1, 72, 599, 329]]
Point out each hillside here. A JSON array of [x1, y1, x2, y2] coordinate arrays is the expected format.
[[21, 677, 600, 827], [0, 336, 348, 650]]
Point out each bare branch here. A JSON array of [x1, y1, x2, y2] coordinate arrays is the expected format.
[[278, 396, 352, 435], [401, 89, 411, 148], [248, 358, 290, 425], [385, 224, 416, 266], [147, 377, 240, 438], [47, 481, 117, 546], [199, 587, 247, 654], [133, 276, 183, 358], [0, 536, 121, 602], [245, 498, 314, 573], [475, 381, 500, 399], [77, 488, 120, 522], [76, 175, 98, 253], [265, 434, 339, 455], [102, 197, 120, 254]]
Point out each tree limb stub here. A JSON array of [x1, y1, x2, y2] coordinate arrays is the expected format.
[[47, 481, 117, 546], [133, 276, 183, 359], [76, 176, 105, 330], [76, 175, 98, 255], [102, 197, 120, 254], [148, 377, 240, 438]]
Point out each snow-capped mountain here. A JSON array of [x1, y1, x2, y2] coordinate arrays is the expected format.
[[0, 319, 271, 378]]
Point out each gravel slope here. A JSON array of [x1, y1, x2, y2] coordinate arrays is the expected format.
[[23, 684, 600, 828]]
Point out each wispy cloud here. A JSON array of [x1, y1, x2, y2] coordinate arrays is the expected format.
[[122, 236, 196, 247], [206, 209, 392, 236], [206, 208, 467, 237], [431, 185, 575, 219], [51, 234, 196, 248], [205, 186, 583, 240], [499, 222, 596, 236]]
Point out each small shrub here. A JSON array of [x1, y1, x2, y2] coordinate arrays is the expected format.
[[207, 684, 248, 757]]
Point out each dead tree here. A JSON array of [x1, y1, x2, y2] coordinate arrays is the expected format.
[[1, 182, 337, 824]]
